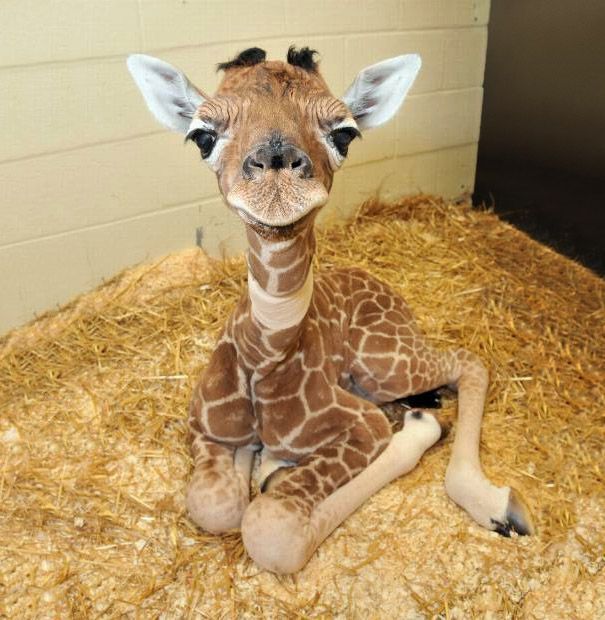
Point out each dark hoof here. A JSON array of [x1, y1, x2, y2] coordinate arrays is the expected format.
[[491, 488, 535, 537]]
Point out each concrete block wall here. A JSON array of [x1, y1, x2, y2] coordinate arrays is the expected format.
[[0, 0, 490, 334]]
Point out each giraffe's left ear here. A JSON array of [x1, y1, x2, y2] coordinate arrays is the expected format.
[[342, 54, 421, 130], [127, 54, 205, 134]]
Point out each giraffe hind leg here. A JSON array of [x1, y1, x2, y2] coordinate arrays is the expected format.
[[356, 338, 534, 536], [348, 278, 533, 536], [440, 348, 534, 536], [396, 348, 534, 536]]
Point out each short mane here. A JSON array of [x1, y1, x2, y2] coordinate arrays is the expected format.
[[217, 47, 267, 72], [286, 46, 318, 72]]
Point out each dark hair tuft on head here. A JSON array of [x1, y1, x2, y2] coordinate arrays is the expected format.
[[286, 46, 319, 72], [217, 47, 266, 72]]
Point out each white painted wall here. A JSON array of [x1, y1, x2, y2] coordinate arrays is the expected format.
[[0, 0, 490, 333]]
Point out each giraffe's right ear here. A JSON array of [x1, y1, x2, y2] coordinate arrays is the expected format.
[[127, 54, 205, 134]]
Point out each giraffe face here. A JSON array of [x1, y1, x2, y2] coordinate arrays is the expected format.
[[127, 47, 421, 239], [186, 51, 358, 237]]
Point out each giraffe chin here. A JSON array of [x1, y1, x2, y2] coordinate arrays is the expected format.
[[234, 206, 319, 240], [226, 178, 328, 239]]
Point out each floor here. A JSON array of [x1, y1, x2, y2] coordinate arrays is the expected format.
[[473, 157, 605, 277], [3, 197, 604, 618]]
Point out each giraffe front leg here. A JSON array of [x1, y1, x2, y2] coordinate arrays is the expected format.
[[186, 435, 255, 533], [241, 405, 442, 573], [186, 334, 257, 533]]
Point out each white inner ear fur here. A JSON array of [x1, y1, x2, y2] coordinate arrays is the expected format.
[[343, 53, 421, 130], [127, 54, 204, 134]]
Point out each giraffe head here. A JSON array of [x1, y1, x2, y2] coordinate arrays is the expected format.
[[128, 46, 420, 240]]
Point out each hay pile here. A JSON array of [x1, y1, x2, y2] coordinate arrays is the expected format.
[[1, 196, 604, 618]]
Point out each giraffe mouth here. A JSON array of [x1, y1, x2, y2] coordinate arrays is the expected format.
[[226, 173, 329, 231]]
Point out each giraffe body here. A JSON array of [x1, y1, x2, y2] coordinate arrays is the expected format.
[[128, 46, 534, 573], [192, 265, 445, 462]]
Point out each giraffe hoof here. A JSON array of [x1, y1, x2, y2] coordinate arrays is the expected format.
[[491, 488, 534, 537]]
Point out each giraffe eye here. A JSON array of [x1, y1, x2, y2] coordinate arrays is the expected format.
[[329, 127, 361, 157], [188, 129, 217, 159]]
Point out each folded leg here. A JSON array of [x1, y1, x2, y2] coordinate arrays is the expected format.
[[186, 436, 254, 533], [241, 407, 442, 574]]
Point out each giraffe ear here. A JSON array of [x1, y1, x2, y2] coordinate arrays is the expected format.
[[342, 54, 421, 130], [127, 54, 205, 134]]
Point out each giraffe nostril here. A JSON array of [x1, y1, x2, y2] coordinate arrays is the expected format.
[[291, 158, 302, 169], [270, 155, 284, 170], [242, 154, 268, 179]]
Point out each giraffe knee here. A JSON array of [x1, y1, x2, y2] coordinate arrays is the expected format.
[[186, 473, 248, 534], [453, 348, 488, 388], [241, 495, 314, 574]]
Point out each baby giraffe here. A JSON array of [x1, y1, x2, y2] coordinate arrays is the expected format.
[[128, 46, 533, 573]]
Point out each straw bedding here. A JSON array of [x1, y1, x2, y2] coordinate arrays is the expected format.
[[1, 196, 603, 618]]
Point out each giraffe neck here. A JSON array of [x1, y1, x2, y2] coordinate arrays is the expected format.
[[248, 267, 313, 331], [245, 224, 315, 333]]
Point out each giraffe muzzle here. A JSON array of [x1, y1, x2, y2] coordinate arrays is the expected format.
[[227, 178, 328, 231], [227, 144, 328, 230]]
